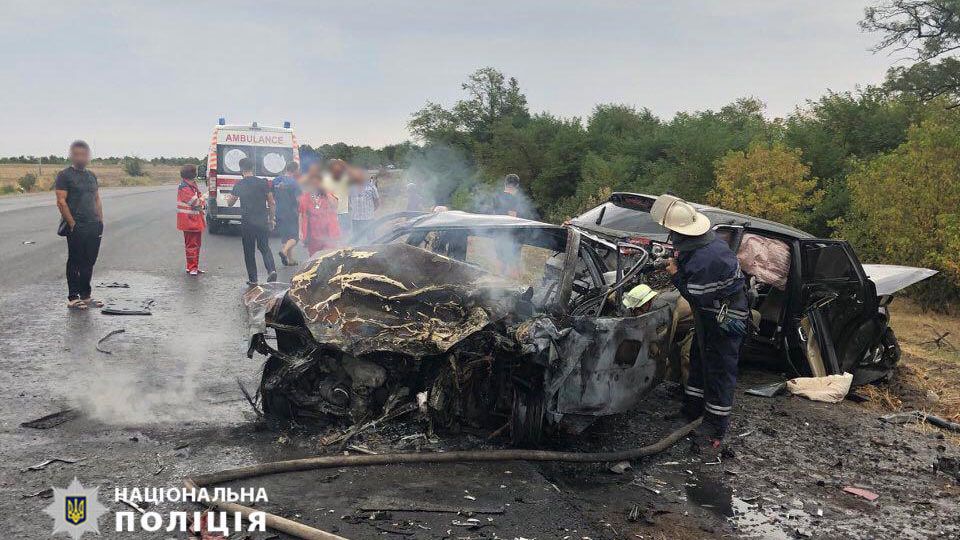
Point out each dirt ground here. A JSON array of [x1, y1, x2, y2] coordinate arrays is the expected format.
[[2, 186, 959, 539], [0, 162, 180, 192]]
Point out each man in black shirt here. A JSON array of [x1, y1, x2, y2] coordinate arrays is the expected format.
[[226, 158, 277, 285], [55, 140, 104, 309], [492, 174, 523, 277], [493, 174, 521, 217]]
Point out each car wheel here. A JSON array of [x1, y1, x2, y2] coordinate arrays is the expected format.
[[879, 327, 901, 369], [510, 387, 545, 447]]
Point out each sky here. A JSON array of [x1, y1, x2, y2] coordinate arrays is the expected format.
[[0, 0, 898, 157]]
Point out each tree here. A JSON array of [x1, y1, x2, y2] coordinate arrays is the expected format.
[[783, 87, 920, 234], [123, 157, 145, 177], [408, 67, 529, 146], [862, 0, 960, 105], [640, 97, 775, 201], [839, 106, 960, 308], [707, 142, 821, 227]]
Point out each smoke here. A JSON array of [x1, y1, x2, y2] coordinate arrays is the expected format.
[[77, 334, 215, 424], [402, 143, 539, 221]]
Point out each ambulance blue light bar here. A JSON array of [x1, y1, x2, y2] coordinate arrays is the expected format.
[[218, 117, 225, 125]]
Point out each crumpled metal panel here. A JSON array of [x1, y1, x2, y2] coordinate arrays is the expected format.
[[243, 282, 292, 336], [281, 243, 523, 357], [519, 306, 672, 417]]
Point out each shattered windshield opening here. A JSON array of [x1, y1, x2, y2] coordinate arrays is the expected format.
[[400, 227, 568, 289], [574, 195, 670, 237]]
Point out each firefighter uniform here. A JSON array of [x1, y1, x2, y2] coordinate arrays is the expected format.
[[650, 194, 747, 441], [176, 179, 206, 274], [671, 231, 748, 439]]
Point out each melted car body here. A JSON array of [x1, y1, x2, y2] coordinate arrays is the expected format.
[[245, 213, 675, 444]]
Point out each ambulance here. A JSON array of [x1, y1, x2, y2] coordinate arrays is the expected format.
[[204, 119, 299, 233]]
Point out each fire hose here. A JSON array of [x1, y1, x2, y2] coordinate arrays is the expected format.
[[184, 417, 702, 540]]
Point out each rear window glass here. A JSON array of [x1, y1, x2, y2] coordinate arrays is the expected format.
[[802, 242, 858, 281], [217, 145, 294, 177], [573, 195, 669, 237]]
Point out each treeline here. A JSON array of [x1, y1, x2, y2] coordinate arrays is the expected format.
[[405, 0, 960, 309], [0, 155, 204, 165], [298, 142, 419, 169]]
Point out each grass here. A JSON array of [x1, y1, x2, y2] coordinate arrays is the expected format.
[[0, 162, 180, 193], [859, 298, 960, 441]]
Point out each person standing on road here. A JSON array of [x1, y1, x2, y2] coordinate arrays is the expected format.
[[176, 164, 206, 275], [299, 164, 341, 256], [652, 194, 747, 448], [323, 159, 351, 238], [273, 161, 302, 266], [55, 140, 104, 310], [348, 168, 380, 242], [225, 158, 277, 285]]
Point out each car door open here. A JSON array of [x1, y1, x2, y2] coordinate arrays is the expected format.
[[796, 239, 878, 376]]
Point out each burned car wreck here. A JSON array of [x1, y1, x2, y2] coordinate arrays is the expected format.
[[245, 213, 674, 445], [244, 201, 935, 446]]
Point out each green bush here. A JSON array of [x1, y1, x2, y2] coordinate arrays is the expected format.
[[17, 173, 37, 192], [123, 157, 145, 177], [0, 184, 16, 194], [839, 106, 960, 310]]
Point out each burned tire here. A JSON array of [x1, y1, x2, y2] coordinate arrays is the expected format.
[[259, 355, 292, 420], [510, 388, 545, 447]]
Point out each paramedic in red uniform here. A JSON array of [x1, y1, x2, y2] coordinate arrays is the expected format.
[[299, 163, 341, 256], [176, 164, 205, 275]]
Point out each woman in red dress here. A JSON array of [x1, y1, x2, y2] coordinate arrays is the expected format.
[[299, 171, 341, 256]]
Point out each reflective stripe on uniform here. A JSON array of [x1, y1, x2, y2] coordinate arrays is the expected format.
[[685, 385, 704, 397], [705, 403, 732, 416], [684, 266, 744, 296], [177, 209, 200, 215]]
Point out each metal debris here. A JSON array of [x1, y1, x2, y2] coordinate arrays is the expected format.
[[842, 486, 879, 501], [102, 299, 154, 315], [95, 328, 126, 354], [23, 457, 84, 472], [20, 408, 79, 429]]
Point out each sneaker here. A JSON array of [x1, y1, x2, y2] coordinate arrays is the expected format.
[[189, 270, 199, 276], [266, 271, 278, 282], [246, 280, 258, 287], [278, 251, 289, 266]]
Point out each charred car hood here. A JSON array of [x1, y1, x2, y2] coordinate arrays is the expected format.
[[246, 243, 525, 357]]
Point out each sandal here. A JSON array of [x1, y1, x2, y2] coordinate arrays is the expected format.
[[81, 297, 105, 308], [67, 299, 88, 310]]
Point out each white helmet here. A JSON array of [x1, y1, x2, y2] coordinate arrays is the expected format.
[[650, 194, 711, 236]]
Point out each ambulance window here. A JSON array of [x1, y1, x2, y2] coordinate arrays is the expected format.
[[218, 145, 253, 175], [256, 147, 293, 177]]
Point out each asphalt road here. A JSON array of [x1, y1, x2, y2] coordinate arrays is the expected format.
[[1, 186, 957, 539], [0, 186, 627, 539]]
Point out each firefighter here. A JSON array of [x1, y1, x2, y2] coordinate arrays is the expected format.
[[176, 164, 205, 275], [652, 194, 748, 446]]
